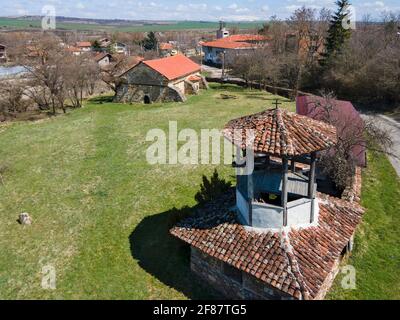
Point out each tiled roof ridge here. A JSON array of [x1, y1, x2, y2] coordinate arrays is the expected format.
[[275, 109, 294, 156], [280, 229, 311, 300]]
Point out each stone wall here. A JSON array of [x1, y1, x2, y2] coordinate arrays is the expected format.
[[115, 83, 184, 103], [190, 247, 295, 300], [342, 166, 362, 203]]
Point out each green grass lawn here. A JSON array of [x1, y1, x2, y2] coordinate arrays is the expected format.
[[0, 84, 294, 299], [1, 84, 399, 300], [327, 151, 400, 300]]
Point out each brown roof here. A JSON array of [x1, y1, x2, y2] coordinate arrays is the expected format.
[[93, 52, 111, 62], [223, 108, 337, 157], [170, 191, 364, 300]]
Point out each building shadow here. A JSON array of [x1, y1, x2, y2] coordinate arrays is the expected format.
[[129, 206, 223, 299], [129, 170, 231, 299]]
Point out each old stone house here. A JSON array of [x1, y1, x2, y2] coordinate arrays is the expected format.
[[171, 108, 365, 300], [115, 54, 208, 104]]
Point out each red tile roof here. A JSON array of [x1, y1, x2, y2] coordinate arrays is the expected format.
[[159, 42, 174, 50], [224, 108, 337, 157], [187, 75, 201, 82], [76, 41, 92, 48], [143, 54, 200, 80], [170, 191, 364, 300], [201, 40, 257, 50], [221, 34, 271, 42]]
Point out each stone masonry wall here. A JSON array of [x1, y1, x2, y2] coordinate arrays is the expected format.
[[190, 247, 295, 300], [342, 166, 362, 203]]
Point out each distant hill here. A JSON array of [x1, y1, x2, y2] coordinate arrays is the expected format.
[[0, 16, 264, 32]]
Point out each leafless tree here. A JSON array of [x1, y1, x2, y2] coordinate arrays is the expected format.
[[64, 55, 99, 108], [308, 92, 393, 190], [100, 55, 130, 94]]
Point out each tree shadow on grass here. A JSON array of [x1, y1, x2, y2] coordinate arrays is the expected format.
[[88, 95, 114, 104], [129, 170, 231, 299], [129, 206, 223, 299]]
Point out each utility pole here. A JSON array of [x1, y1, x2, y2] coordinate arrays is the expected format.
[[221, 50, 226, 80]]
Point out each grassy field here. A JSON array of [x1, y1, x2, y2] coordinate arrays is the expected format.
[[0, 84, 293, 299], [1, 83, 399, 300], [0, 18, 263, 32], [327, 151, 400, 300]]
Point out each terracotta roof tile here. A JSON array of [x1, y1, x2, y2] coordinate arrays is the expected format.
[[223, 108, 337, 157], [76, 41, 92, 48], [201, 40, 257, 49], [220, 34, 271, 42], [170, 191, 364, 299], [142, 54, 200, 80], [159, 42, 174, 50]]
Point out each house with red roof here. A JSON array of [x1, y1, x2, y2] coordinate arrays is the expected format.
[[159, 42, 177, 57], [201, 39, 258, 66], [76, 41, 92, 53], [202, 23, 270, 66], [115, 54, 208, 104]]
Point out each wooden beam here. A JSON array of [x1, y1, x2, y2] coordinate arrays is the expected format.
[[309, 152, 317, 223], [291, 159, 295, 172], [282, 157, 288, 227], [244, 149, 253, 226], [248, 173, 253, 226]]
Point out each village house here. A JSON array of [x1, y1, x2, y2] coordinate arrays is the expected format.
[[202, 39, 258, 66], [76, 41, 92, 53], [171, 107, 365, 300], [0, 43, 6, 61], [115, 54, 208, 104], [99, 38, 112, 49], [112, 42, 128, 55], [159, 42, 176, 57], [202, 24, 269, 66], [93, 52, 112, 67], [66, 46, 82, 56]]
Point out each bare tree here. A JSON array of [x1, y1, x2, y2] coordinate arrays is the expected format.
[[308, 92, 393, 190], [12, 33, 68, 114], [0, 80, 27, 117], [64, 55, 99, 108], [100, 55, 132, 94]]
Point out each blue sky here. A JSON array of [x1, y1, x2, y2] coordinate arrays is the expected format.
[[1, 0, 399, 21]]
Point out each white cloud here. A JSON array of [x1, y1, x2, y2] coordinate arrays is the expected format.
[[76, 2, 85, 10]]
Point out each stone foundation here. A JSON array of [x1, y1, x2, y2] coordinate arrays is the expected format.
[[190, 247, 295, 300]]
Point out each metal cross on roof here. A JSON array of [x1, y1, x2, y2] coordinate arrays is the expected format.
[[273, 99, 282, 109]]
